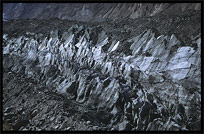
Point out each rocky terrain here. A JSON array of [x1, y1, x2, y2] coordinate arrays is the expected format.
[[3, 3, 201, 22], [2, 3, 201, 131]]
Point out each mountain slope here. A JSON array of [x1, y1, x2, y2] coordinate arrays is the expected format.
[[3, 3, 201, 22]]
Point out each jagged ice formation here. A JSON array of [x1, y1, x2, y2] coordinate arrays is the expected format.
[[3, 23, 201, 130]]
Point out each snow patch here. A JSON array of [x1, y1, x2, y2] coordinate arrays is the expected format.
[[110, 41, 120, 52]]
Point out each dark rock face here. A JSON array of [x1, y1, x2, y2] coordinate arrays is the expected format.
[[3, 3, 201, 22], [2, 3, 201, 131]]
